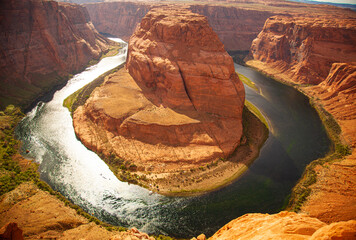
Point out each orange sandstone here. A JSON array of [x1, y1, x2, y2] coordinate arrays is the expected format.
[[209, 211, 356, 240], [250, 16, 356, 85], [73, 7, 246, 193], [247, 14, 356, 224]]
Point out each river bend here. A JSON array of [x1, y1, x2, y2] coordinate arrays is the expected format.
[[16, 39, 330, 238]]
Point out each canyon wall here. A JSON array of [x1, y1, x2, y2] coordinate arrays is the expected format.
[[299, 63, 356, 223], [247, 14, 356, 224], [84, 2, 151, 42], [0, 0, 110, 109], [84, 2, 273, 51], [249, 15, 356, 85]]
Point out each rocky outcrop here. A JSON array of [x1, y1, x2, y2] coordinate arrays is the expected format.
[[188, 5, 273, 51], [0, 182, 156, 240], [0, 0, 110, 109], [73, 7, 245, 174], [247, 15, 356, 224], [300, 63, 356, 223], [250, 15, 356, 85], [84, 0, 353, 54], [306, 63, 356, 147], [209, 211, 356, 240]]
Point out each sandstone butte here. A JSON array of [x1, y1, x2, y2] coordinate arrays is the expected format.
[[72, 7, 260, 195], [0, 0, 110, 109], [247, 15, 356, 225]]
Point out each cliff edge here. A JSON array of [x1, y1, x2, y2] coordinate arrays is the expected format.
[[249, 15, 356, 85], [247, 15, 356, 224]]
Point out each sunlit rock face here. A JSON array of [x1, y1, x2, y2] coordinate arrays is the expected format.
[[250, 15, 356, 85], [209, 211, 356, 240], [73, 7, 245, 172]]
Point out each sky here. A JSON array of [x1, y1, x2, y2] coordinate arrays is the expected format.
[[308, 0, 356, 4]]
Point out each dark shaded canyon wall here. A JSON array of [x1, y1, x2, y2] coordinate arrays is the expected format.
[[250, 15, 356, 85], [188, 5, 273, 51], [84, 2, 151, 42], [0, 0, 109, 109], [84, 2, 273, 51]]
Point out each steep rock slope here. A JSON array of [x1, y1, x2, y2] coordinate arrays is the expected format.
[[0, 182, 153, 240], [306, 63, 356, 148], [300, 63, 356, 223], [249, 15, 356, 84], [0, 0, 110, 109], [247, 15, 356, 224], [73, 7, 246, 193]]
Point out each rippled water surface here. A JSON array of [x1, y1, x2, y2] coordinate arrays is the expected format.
[[16, 39, 330, 238]]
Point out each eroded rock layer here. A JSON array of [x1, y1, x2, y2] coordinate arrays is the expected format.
[[247, 14, 356, 224], [250, 15, 356, 84], [0, 0, 109, 109], [73, 7, 245, 172], [300, 63, 356, 223]]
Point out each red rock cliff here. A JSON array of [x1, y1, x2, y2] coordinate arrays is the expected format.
[[84, 1, 273, 51], [247, 14, 356, 224], [73, 7, 245, 173], [250, 15, 356, 84], [0, 0, 110, 109]]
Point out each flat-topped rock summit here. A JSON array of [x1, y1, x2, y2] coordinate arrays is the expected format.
[[72, 7, 264, 195]]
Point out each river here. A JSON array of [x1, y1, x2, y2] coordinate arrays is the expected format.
[[15, 39, 330, 238]]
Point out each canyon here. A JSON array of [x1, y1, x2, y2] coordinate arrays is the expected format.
[[0, 0, 111, 110], [0, 0, 356, 239], [249, 15, 356, 85], [71, 7, 268, 195]]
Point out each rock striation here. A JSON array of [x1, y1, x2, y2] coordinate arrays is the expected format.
[[84, 2, 273, 52], [0, 182, 156, 240], [249, 15, 356, 85], [300, 63, 356, 223], [306, 63, 356, 148], [84, 2, 151, 42], [0, 0, 110, 109], [73, 7, 245, 173], [247, 14, 356, 224], [84, 0, 354, 54], [209, 211, 356, 240]]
